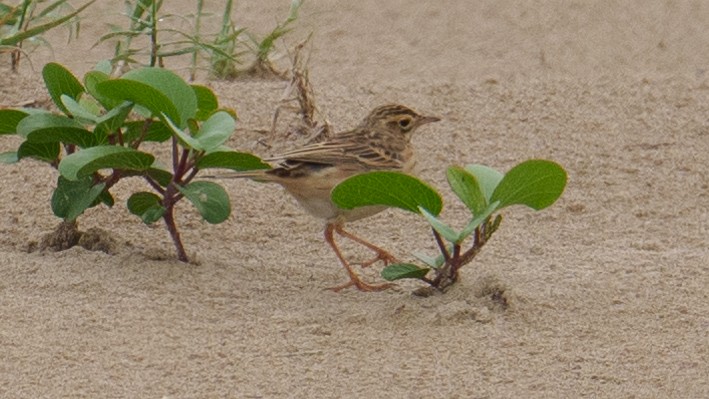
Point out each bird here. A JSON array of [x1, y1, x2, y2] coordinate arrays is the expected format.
[[213, 104, 440, 291]]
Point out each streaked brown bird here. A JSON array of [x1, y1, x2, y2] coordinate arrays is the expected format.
[[215, 104, 440, 291]]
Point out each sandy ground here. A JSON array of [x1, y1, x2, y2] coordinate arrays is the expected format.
[[1, 0, 708, 397]]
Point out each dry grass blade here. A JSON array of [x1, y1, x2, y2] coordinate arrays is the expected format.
[[264, 37, 331, 150]]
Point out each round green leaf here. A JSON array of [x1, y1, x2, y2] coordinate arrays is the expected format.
[[465, 164, 504, 203], [60, 94, 98, 123], [447, 166, 487, 215], [194, 111, 236, 152], [381, 263, 431, 281], [17, 113, 97, 148], [491, 160, 567, 210], [97, 79, 180, 126], [17, 141, 60, 163], [177, 181, 231, 224], [192, 85, 219, 121], [0, 151, 18, 164], [0, 109, 28, 134], [332, 171, 443, 216], [58, 146, 155, 181], [97, 68, 197, 127], [84, 70, 122, 109], [127, 192, 165, 224], [419, 207, 460, 243], [196, 151, 270, 171], [123, 120, 172, 143], [51, 176, 105, 221], [42, 63, 85, 116]]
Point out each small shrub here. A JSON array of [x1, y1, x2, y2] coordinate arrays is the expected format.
[[0, 62, 268, 261], [332, 160, 567, 294]]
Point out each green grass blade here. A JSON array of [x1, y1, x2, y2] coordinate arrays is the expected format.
[[0, 0, 95, 46]]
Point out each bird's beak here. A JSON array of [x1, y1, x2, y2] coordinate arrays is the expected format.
[[420, 115, 441, 125]]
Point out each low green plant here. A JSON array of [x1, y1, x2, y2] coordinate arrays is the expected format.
[[98, 0, 239, 78], [0, 0, 94, 71], [238, 0, 302, 79], [0, 62, 268, 261], [331, 160, 567, 293], [98, 0, 301, 80]]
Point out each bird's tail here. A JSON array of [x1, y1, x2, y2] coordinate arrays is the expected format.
[[201, 170, 270, 181]]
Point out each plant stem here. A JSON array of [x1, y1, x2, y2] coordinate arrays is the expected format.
[[432, 228, 450, 264], [190, 0, 204, 81], [149, 0, 158, 67], [162, 203, 188, 262]]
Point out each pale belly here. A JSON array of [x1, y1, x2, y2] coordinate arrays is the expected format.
[[282, 179, 387, 222]]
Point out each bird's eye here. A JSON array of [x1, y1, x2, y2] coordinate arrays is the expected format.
[[398, 118, 412, 129]]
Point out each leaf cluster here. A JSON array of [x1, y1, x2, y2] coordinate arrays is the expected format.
[[0, 62, 268, 261], [331, 160, 567, 291]]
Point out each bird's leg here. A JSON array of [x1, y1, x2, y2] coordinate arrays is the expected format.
[[334, 225, 400, 268], [324, 223, 392, 292]]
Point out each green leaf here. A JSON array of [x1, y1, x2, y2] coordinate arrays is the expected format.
[[192, 84, 219, 121], [58, 146, 155, 181], [123, 120, 172, 143], [332, 171, 443, 215], [84, 70, 122, 109], [465, 164, 504, 203], [458, 201, 500, 241], [42, 63, 85, 116], [17, 113, 97, 148], [447, 166, 487, 215], [97, 78, 179, 126], [419, 207, 460, 243], [381, 263, 430, 281], [94, 102, 134, 143], [412, 251, 444, 269], [51, 176, 105, 221], [97, 190, 115, 208], [177, 181, 231, 224], [491, 160, 567, 210], [97, 68, 197, 127], [0, 151, 18, 164], [93, 60, 113, 75], [60, 94, 98, 123], [127, 192, 166, 224], [0, 109, 28, 134], [194, 111, 235, 152], [196, 151, 270, 171], [17, 141, 60, 163], [146, 167, 173, 187], [162, 114, 201, 149]]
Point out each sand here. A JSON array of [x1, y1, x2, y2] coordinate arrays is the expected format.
[[1, 1, 707, 397]]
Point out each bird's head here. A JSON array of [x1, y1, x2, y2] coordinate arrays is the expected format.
[[362, 104, 441, 137]]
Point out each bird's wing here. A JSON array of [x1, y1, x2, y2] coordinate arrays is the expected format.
[[267, 133, 403, 170]]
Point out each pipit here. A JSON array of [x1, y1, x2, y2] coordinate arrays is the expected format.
[[216, 104, 440, 291]]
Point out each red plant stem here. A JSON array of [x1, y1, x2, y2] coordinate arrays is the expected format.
[[161, 180, 188, 262], [176, 148, 190, 178], [171, 136, 179, 172], [143, 175, 165, 195], [162, 203, 188, 262], [432, 228, 450, 264]]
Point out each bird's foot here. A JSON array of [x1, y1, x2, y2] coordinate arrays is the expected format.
[[356, 249, 400, 268]]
